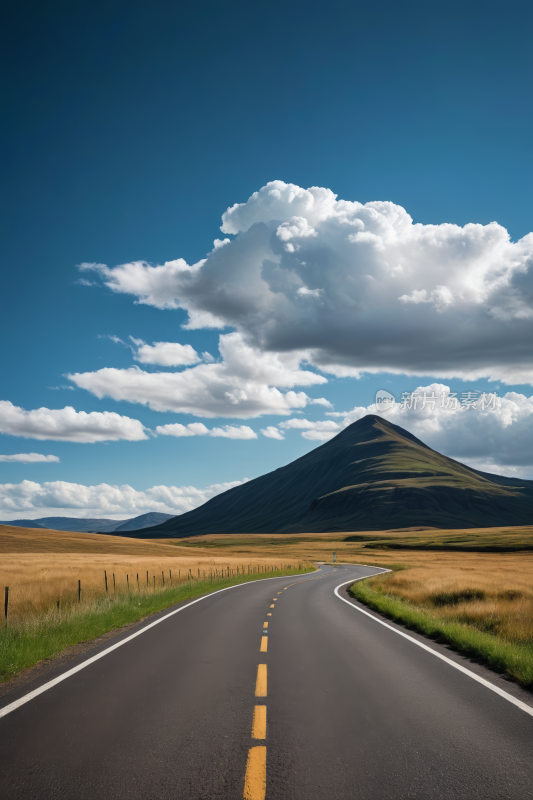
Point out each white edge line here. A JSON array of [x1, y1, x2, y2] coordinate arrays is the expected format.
[[334, 570, 533, 718], [0, 569, 319, 720]]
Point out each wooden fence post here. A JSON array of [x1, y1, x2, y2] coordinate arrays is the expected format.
[[4, 586, 8, 623], [104, 570, 108, 592], [78, 580, 81, 603]]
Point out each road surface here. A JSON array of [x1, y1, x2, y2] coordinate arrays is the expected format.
[[1, 565, 532, 799]]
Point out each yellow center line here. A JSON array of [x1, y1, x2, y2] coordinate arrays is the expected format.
[[251, 705, 267, 739], [255, 664, 267, 697], [243, 746, 266, 800], [242, 570, 333, 800], [283, 575, 325, 589]]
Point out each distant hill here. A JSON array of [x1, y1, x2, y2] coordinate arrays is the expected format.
[[112, 512, 177, 532], [0, 518, 48, 529], [0, 512, 175, 534], [123, 415, 533, 537]]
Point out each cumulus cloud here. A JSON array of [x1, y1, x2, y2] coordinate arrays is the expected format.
[[68, 332, 329, 418], [281, 384, 533, 474], [129, 337, 201, 367], [0, 401, 148, 443], [0, 478, 248, 520], [0, 453, 60, 463], [81, 181, 533, 385], [260, 426, 285, 440], [156, 422, 210, 437], [210, 425, 256, 439], [156, 422, 256, 439], [279, 418, 340, 441]]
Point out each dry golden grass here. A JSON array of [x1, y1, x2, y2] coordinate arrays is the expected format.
[[0, 526, 298, 622], [4, 523, 533, 644], [365, 556, 533, 644], [0, 524, 199, 555], [161, 528, 533, 646]]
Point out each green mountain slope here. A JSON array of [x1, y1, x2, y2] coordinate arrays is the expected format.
[[127, 414, 533, 537]]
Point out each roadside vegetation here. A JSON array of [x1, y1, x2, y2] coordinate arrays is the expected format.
[[4, 522, 533, 689], [0, 562, 313, 683], [0, 524, 310, 684], [349, 560, 533, 688]]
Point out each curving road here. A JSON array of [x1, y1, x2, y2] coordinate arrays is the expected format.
[[1, 565, 533, 799]]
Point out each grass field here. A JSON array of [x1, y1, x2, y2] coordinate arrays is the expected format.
[[0, 525, 301, 623], [0, 567, 312, 684], [2, 522, 533, 689], [0, 524, 309, 683], [348, 564, 533, 688], [168, 526, 533, 688]]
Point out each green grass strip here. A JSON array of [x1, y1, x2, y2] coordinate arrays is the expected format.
[[0, 565, 314, 683], [349, 577, 533, 688]]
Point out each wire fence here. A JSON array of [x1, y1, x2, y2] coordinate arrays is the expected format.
[[3, 562, 307, 625]]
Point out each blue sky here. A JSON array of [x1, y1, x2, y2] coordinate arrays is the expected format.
[[1, 0, 533, 519]]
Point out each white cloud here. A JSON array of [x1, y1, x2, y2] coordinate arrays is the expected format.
[[300, 430, 336, 441], [156, 422, 256, 439], [80, 181, 533, 385], [0, 401, 148, 443], [260, 426, 285, 440], [276, 216, 317, 252], [0, 453, 60, 463], [209, 425, 257, 439], [297, 286, 322, 298], [374, 385, 533, 471], [69, 332, 328, 418], [75, 278, 98, 287], [279, 418, 340, 441], [284, 385, 533, 473], [129, 337, 201, 367], [103, 334, 127, 345], [279, 418, 339, 431], [0, 478, 248, 520], [156, 422, 210, 437]]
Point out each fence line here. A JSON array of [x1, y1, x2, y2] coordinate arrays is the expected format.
[[2, 561, 307, 625]]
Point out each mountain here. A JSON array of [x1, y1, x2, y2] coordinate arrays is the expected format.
[[0, 518, 48, 529], [0, 512, 175, 533], [112, 512, 176, 532], [29, 517, 122, 533], [123, 414, 533, 537]]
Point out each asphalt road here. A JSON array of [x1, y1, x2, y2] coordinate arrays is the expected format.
[[1, 565, 532, 799]]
